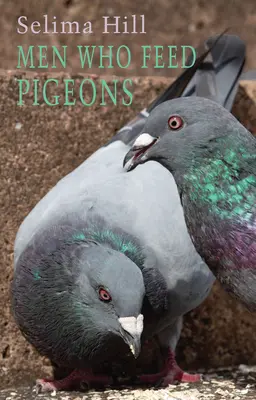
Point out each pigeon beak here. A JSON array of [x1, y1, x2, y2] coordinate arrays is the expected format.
[[123, 134, 159, 172], [118, 314, 143, 359], [127, 333, 141, 359]]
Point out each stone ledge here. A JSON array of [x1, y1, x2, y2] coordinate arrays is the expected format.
[[1, 366, 256, 400], [0, 72, 256, 389]]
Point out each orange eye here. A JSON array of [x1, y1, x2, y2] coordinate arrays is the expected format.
[[168, 115, 184, 130], [99, 287, 112, 302]]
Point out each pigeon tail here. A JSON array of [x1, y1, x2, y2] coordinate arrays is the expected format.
[[107, 32, 245, 147]]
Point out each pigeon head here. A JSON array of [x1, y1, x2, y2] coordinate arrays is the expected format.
[[12, 239, 145, 366], [123, 97, 239, 185], [75, 242, 145, 359]]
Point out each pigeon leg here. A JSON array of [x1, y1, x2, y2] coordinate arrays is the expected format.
[[35, 368, 113, 393], [138, 348, 201, 386]]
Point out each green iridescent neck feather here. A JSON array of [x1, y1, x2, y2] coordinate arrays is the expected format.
[[183, 141, 256, 223], [71, 227, 145, 268]]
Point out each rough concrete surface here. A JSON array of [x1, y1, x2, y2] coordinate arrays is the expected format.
[[1, 366, 256, 400], [0, 70, 256, 400]]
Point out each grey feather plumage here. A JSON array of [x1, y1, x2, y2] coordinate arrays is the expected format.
[[12, 33, 245, 390], [13, 137, 215, 382], [14, 140, 214, 320]]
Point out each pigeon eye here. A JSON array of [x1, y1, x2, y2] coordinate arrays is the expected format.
[[99, 287, 112, 302], [168, 115, 184, 130]]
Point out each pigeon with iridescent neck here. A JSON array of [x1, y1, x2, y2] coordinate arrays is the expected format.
[[124, 97, 256, 311]]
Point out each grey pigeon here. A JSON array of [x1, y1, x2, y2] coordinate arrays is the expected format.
[[12, 34, 245, 392], [13, 136, 210, 391], [124, 97, 256, 311]]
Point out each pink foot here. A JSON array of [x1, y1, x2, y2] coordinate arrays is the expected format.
[[138, 349, 202, 387], [35, 369, 113, 393]]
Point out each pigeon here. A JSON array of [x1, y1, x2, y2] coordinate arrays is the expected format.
[[11, 34, 245, 392], [13, 221, 145, 391], [123, 97, 256, 312]]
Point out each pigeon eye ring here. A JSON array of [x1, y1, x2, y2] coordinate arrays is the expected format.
[[98, 287, 112, 302], [168, 115, 184, 130]]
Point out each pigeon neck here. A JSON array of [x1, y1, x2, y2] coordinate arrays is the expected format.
[[180, 144, 255, 223], [176, 141, 256, 308], [71, 227, 145, 270]]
